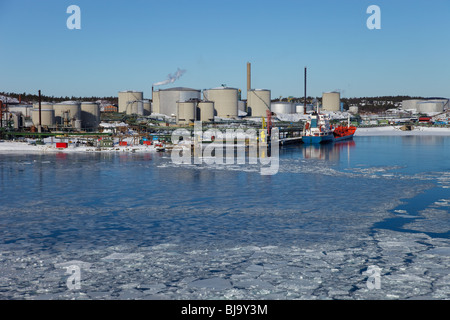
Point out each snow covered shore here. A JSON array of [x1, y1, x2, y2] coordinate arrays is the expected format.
[[1, 126, 449, 153], [0, 141, 164, 153], [354, 126, 450, 136]]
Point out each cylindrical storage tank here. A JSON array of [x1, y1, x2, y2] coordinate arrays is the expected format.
[[401, 99, 423, 111], [118, 91, 143, 114], [74, 120, 82, 131], [31, 109, 55, 127], [136, 101, 144, 116], [271, 101, 294, 114], [247, 89, 271, 117], [177, 101, 196, 125], [238, 100, 246, 112], [203, 87, 238, 118], [158, 87, 201, 117], [152, 91, 160, 114], [53, 102, 81, 125], [417, 101, 444, 114], [33, 102, 54, 110], [143, 100, 151, 115], [81, 102, 100, 129], [322, 92, 341, 111], [197, 101, 215, 122], [9, 105, 33, 118]]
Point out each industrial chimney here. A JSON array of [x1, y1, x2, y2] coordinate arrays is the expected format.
[[247, 62, 251, 92]]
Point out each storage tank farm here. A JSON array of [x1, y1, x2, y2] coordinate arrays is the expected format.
[[247, 89, 271, 117], [402, 99, 449, 114], [203, 87, 239, 118], [322, 92, 341, 111]]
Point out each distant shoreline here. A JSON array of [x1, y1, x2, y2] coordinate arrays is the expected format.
[[1, 126, 450, 153]]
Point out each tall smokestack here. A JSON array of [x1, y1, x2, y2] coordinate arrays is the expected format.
[[0, 100, 3, 128], [38, 90, 42, 127], [304, 67, 307, 114], [247, 62, 251, 92]]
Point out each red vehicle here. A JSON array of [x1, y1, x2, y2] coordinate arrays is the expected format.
[[419, 117, 432, 123]]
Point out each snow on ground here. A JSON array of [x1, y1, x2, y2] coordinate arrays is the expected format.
[[355, 126, 450, 136], [0, 141, 163, 153]]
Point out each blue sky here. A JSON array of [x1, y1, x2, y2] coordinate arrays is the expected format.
[[0, 0, 449, 99]]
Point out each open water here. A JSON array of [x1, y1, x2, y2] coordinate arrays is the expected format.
[[0, 136, 449, 299]]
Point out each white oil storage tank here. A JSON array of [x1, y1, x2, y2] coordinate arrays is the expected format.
[[33, 102, 54, 111], [247, 89, 271, 117], [143, 100, 151, 115], [197, 101, 215, 122], [81, 102, 100, 129], [177, 101, 196, 125], [401, 99, 423, 111], [132, 100, 144, 116], [322, 92, 341, 111], [53, 102, 81, 126], [152, 91, 160, 114], [238, 100, 246, 112], [417, 101, 444, 114], [203, 87, 238, 118], [31, 109, 55, 127], [158, 87, 201, 117], [118, 91, 143, 114], [271, 101, 294, 115]]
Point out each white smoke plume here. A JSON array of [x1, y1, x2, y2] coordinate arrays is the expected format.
[[153, 68, 186, 86]]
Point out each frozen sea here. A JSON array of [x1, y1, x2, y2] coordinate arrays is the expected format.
[[0, 135, 449, 300]]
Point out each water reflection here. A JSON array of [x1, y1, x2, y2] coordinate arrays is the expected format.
[[301, 140, 356, 161]]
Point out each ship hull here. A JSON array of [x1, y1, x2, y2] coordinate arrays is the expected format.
[[333, 134, 354, 142], [302, 134, 334, 144]]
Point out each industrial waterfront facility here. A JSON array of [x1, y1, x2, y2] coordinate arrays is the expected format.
[[1, 63, 449, 146]]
